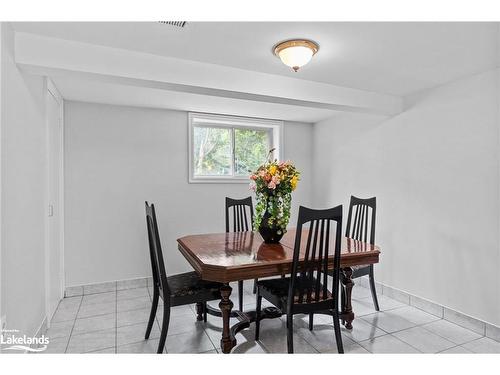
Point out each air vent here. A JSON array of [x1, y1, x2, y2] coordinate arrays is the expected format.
[[158, 21, 187, 28]]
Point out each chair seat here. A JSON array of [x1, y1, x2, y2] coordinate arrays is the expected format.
[[327, 264, 370, 279], [257, 277, 333, 309], [351, 264, 367, 271], [166, 271, 223, 302]]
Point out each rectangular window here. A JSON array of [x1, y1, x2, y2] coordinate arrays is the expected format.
[[189, 113, 283, 183]]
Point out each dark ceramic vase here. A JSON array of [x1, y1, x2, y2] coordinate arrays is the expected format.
[[258, 211, 285, 244]]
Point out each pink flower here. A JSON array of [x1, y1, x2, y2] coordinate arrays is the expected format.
[[259, 170, 266, 177], [250, 174, 257, 180], [271, 175, 280, 185], [249, 182, 256, 191], [268, 181, 276, 189]]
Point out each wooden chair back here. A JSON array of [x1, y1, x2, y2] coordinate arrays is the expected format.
[[145, 202, 170, 297], [225, 197, 254, 232], [345, 196, 376, 245], [289, 205, 343, 311]]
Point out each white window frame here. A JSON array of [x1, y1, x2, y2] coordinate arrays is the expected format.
[[188, 112, 284, 183]]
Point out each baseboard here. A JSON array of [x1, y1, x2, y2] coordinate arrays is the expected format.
[[64, 276, 152, 297], [357, 276, 500, 342]]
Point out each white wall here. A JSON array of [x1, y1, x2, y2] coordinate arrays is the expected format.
[[0, 22, 3, 331], [0, 23, 47, 336], [312, 69, 500, 326], [64, 101, 313, 286]]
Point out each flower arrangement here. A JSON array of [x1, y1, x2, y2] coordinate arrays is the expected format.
[[249, 149, 300, 243]]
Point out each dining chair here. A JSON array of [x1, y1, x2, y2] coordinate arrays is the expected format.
[[145, 201, 223, 353], [342, 195, 379, 311], [225, 196, 254, 312], [254, 205, 344, 354]]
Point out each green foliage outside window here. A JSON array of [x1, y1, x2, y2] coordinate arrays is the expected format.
[[193, 127, 231, 176], [235, 129, 269, 175], [193, 125, 270, 177]]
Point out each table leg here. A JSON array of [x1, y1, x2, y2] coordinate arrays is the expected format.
[[340, 283, 346, 326], [219, 285, 236, 354], [341, 267, 355, 330], [195, 302, 204, 321]]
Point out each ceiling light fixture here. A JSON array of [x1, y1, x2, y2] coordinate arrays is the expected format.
[[273, 39, 319, 72]]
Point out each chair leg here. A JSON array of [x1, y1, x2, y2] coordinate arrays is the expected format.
[[308, 313, 314, 331], [253, 278, 258, 294], [203, 301, 208, 323], [286, 313, 294, 354], [255, 289, 262, 341], [157, 303, 171, 354], [145, 289, 159, 339], [333, 310, 344, 354], [238, 280, 244, 311], [368, 265, 380, 311]]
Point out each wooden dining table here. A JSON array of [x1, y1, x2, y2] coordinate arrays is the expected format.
[[177, 228, 380, 353]]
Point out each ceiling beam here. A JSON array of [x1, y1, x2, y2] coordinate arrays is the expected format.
[[15, 32, 403, 116]]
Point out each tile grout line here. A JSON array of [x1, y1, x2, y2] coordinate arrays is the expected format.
[[87, 345, 116, 354], [199, 349, 219, 354], [355, 317, 428, 352], [360, 332, 424, 354], [373, 282, 495, 339], [256, 317, 319, 354], [358, 302, 489, 347], [56, 283, 497, 354], [74, 289, 153, 325], [295, 322, 371, 353], [351, 313, 427, 354], [71, 284, 150, 298], [201, 326, 218, 353], [294, 315, 383, 354], [418, 319, 485, 346], [73, 280, 500, 342], [355, 283, 483, 332], [355, 316, 467, 353], [63, 295, 83, 353], [294, 331, 326, 354], [184, 296, 478, 353], [73, 311, 116, 322], [345, 309, 488, 354], [445, 336, 489, 353], [202, 320, 220, 353], [435, 343, 471, 354]]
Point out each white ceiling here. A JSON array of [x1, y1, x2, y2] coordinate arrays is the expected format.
[[13, 22, 499, 96]]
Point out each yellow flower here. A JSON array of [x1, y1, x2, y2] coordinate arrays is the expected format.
[[291, 175, 298, 191], [269, 165, 277, 175]]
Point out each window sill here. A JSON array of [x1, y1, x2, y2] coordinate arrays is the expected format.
[[188, 177, 251, 184]]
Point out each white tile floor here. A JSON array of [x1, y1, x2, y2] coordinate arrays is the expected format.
[[42, 281, 500, 354]]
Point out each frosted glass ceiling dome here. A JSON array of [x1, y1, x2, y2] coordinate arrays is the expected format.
[[273, 39, 319, 72]]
